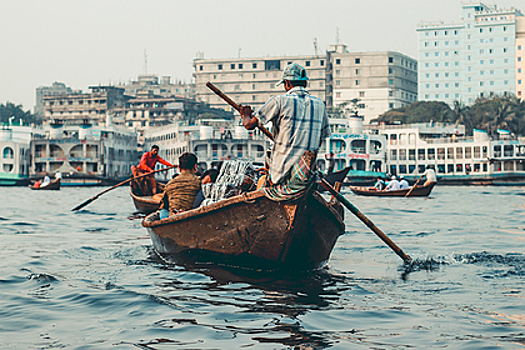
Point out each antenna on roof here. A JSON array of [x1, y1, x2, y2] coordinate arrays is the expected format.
[[336, 27, 340, 44], [313, 37, 319, 56], [143, 49, 148, 74]]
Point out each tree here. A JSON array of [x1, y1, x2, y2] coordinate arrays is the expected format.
[[0, 102, 38, 125], [374, 101, 455, 124]]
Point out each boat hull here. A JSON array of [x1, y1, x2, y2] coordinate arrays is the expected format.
[[143, 189, 345, 270], [349, 183, 435, 197], [28, 179, 61, 190], [130, 187, 161, 213]]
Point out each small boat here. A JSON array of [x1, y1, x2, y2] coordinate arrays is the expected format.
[[349, 182, 436, 197], [142, 186, 345, 271], [130, 181, 164, 214], [28, 178, 61, 190], [318, 167, 351, 192]]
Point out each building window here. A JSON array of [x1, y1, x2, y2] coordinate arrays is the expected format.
[[199, 65, 203, 71], [218, 64, 223, 70], [355, 58, 360, 64], [230, 64, 235, 69], [252, 63, 257, 69], [336, 80, 340, 86], [305, 61, 310, 67], [389, 57, 394, 63], [239, 63, 243, 69], [389, 90, 393, 97], [389, 103, 394, 108], [355, 80, 360, 86], [336, 58, 341, 64], [389, 79, 394, 85], [320, 60, 324, 66], [355, 69, 360, 74]]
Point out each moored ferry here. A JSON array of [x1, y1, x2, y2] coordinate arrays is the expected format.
[[317, 115, 387, 185], [0, 122, 45, 186], [30, 121, 139, 186], [143, 119, 269, 176], [369, 122, 525, 185]]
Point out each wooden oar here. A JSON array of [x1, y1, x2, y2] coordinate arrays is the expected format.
[[207, 82, 411, 263], [319, 178, 412, 263], [71, 165, 178, 211], [206, 82, 274, 141], [404, 174, 424, 198]]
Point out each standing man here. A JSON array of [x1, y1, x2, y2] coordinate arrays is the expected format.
[[131, 145, 173, 195], [240, 63, 331, 200], [423, 165, 437, 186]]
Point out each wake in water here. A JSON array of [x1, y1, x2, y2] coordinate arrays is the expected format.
[[400, 251, 525, 280]]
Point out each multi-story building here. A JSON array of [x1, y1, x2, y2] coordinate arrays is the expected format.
[[42, 86, 127, 126], [517, 16, 525, 98], [417, 2, 524, 105], [328, 44, 418, 123], [35, 82, 75, 117], [193, 45, 418, 124], [116, 74, 195, 99]]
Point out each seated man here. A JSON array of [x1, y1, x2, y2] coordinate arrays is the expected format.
[[399, 175, 409, 190], [192, 168, 219, 208], [385, 175, 400, 191], [41, 175, 51, 187], [370, 177, 385, 191], [159, 153, 201, 219]]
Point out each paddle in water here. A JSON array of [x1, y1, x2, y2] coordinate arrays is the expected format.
[[71, 165, 178, 211]]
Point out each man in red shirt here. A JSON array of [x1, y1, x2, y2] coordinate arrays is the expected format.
[[131, 145, 173, 195]]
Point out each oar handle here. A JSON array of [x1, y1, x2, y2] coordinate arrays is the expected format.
[[319, 178, 412, 263], [206, 82, 275, 142]]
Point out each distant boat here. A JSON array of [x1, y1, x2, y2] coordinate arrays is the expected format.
[[28, 178, 61, 191], [130, 180, 164, 214], [349, 182, 435, 197], [142, 187, 345, 271]]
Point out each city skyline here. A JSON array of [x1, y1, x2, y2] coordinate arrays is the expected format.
[[0, 0, 521, 110]]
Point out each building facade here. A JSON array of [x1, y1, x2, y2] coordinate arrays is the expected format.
[[193, 45, 418, 124], [116, 74, 195, 99], [417, 2, 524, 105], [35, 82, 75, 117]]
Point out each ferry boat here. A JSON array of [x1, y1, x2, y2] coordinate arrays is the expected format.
[[0, 122, 45, 186], [30, 121, 139, 186], [370, 122, 525, 186], [143, 119, 269, 177], [317, 115, 387, 186]]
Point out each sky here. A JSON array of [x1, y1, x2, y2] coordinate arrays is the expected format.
[[0, 0, 521, 111]]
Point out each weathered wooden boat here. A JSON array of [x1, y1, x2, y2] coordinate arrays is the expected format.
[[349, 182, 435, 197], [142, 187, 345, 271], [318, 167, 351, 192], [28, 178, 61, 190], [130, 181, 165, 214]]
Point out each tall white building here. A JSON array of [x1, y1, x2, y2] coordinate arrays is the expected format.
[[193, 45, 418, 124], [417, 2, 524, 105]]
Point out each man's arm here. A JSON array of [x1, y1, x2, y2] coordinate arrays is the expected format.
[[157, 157, 173, 167]]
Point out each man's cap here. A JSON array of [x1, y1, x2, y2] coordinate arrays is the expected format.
[[276, 63, 309, 87], [391, 175, 396, 180], [400, 175, 405, 179]]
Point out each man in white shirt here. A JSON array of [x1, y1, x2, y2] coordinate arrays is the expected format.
[[423, 166, 437, 186], [41, 175, 51, 187], [385, 175, 401, 191], [399, 175, 409, 190]]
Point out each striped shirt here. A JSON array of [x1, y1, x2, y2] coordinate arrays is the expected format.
[[255, 87, 331, 184]]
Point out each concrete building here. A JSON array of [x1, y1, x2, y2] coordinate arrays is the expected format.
[[117, 74, 195, 99], [417, 2, 524, 105], [517, 15, 525, 98], [42, 86, 127, 126], [35, 82, 75, 117], [193, 45, 418, 124]]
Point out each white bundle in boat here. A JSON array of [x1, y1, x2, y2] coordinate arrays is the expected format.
[[200, 160, 256, 206]]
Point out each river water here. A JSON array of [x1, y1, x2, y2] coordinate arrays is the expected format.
[[0, 185, 524, 349]]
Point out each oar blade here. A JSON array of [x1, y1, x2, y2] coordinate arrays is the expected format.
[[71, 197, 96, 211]]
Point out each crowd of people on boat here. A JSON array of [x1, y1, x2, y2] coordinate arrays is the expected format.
[[369, 166, 437, 192], [32, 171, 61, 188]]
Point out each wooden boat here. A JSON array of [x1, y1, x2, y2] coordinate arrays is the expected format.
[[349, 182, 436, 197], [317, 167, 351, 192], [130, 181, 164, 213], [142, 187, 345, 271], [28, 178, 61, 190]]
